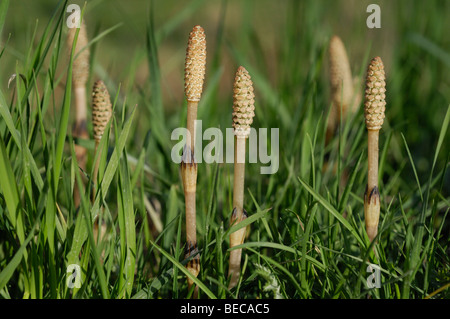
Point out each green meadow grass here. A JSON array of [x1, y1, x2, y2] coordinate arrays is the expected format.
[[0, 0, 448, 299]]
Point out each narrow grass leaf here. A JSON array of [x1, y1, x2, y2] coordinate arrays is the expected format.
[[149, 240, 217, 299], [401, 133, 423, 201], [297, 176, 365, 247]]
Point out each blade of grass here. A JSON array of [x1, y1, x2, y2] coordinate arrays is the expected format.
[[0, 220, 38, 291], [338, 151, 364, 213], [230, 241, 325, 271], [401, 133, 423, 201], [402, 104, 450, 298], [0, 134, 20, 228], [149, 239, 217, 299], [298, 176, 365, 247], [118, 151, 136, 298]]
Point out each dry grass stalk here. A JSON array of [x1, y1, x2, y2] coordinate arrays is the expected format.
[[327, 35, 361, 144], [182, 25, 206, 296], [228, 66, 255, 289], [67, 20, 90, 207], [363, 56, 386, 242]]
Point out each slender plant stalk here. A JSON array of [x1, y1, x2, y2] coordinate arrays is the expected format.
[[327, 35, 361, 144], [363, 56, 386, 242], [182, 25, 206, 296], [67, 20, 90, 207], [91, 80, 112, 245], [228, 66, 255, 289]]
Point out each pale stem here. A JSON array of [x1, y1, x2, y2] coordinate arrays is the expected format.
[[92, 140, 101, 195], [186, 100, 198, 151], [74, 86, 87, 124], [228, 136, 247, 288], [233, 136, 246, 217], [365, 129, 381, 243], [185, 188, 197, 245], [367, 129, 379, 192], [184, 100, 199, 296]]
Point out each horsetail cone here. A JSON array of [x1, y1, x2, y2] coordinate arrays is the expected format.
[[184, 25, 206, 152], [184, 25, 206, 102], [364, 56, 386, 242], [232, 66, 255, 138], [228, 66, 255, 289], [329, 36, 354, 115], [91, 80, 112, 191], [92, 80, 112, 143], [67, 20, 90, 88], [364, 56, 386, 131], [327, 36, 360, 142], [67, 20, 90, 141]]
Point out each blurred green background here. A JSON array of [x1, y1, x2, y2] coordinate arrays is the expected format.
[[2, 0, 448, 170]]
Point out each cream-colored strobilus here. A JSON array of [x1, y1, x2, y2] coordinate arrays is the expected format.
[[67, 20, 90, 207], [228, 66, 255, 289], [327, 35, 361, 144], [91, 80, 113, 196], [181, 25, 206, 296], [363, 56, 386, 243]]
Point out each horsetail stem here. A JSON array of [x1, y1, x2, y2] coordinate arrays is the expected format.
[[182, 25, 206, 296], [364, 56, 386, 242], [68, 20, 90, 207], [228, 66, 255, 289]]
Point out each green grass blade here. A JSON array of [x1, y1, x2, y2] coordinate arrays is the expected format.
[[0, 90, 21, 148], [401, 133, 423, 201], [0, 223, 36, 291], [119, 154, 136, 297], [0, 134, 20, 227], [224, 208, 271, 238], [297, 176, 365, 247], [149, 239, 217, 299]]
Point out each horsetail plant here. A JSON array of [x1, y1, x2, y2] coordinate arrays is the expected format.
[[67, 20, 90, 207], [363, 56, 386, 243], [327, 35, 361, 144], [181, 25, 206, 296], [90, 80, 112, 246], [228, 66, 255, 289], [91, 79, 113, 195]]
